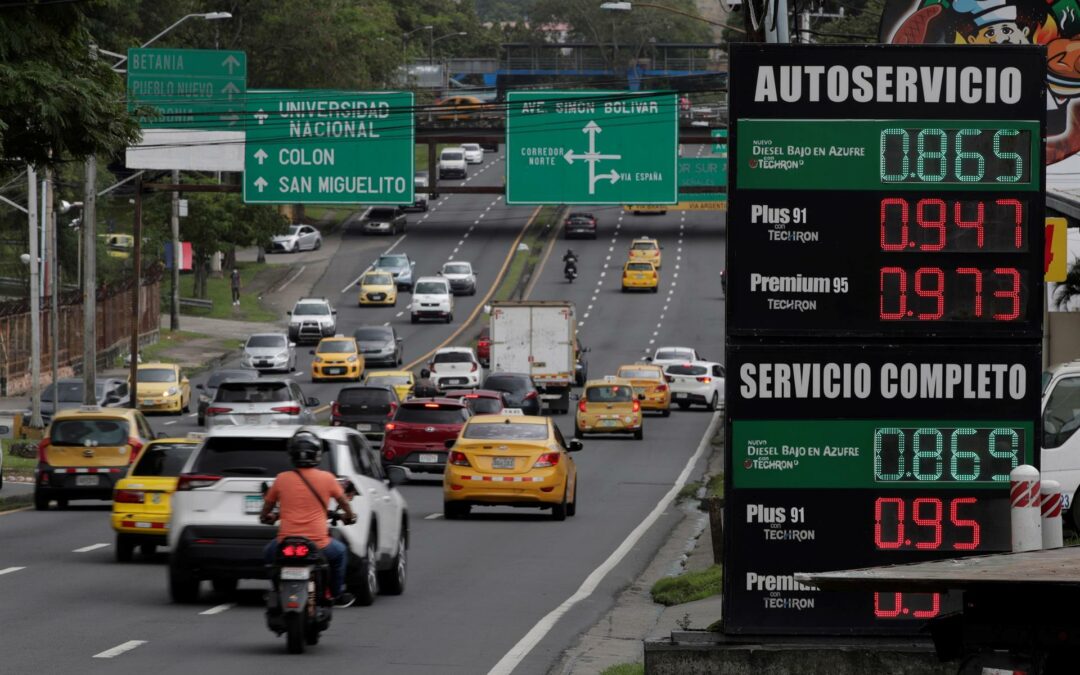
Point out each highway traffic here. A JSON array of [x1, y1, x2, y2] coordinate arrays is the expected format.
[[0, 147, 726, 673]]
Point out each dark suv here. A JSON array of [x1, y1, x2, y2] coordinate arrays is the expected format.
[[332, 385, 400, 445], [564, 212, 597, 239], [381, 399, 471, 480], [481, 372, 541, 415], [362, 207, 407, 236]]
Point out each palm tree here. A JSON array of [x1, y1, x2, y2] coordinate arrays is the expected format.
[[1054, 260, 1080, 309]]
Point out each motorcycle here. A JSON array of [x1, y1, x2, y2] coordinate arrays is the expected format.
[[264, 511, 344, 654], [564, 259, 578, 283]]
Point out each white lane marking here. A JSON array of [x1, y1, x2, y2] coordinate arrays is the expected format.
[[599, 271, 605, 278], [163, 420, 177, 426], [395, 311, 404, 317], [0, 567, 26, 576], [277, 264, 307, 292], [200, 603, 235, 616], [425, 513, 443, 520], [648, 338, 655, 344], [458, 240, 465, 246], [93, 641, 147, 659], [341, 233, 407, 293], [582, 313, 589, 319], [478, 213, 485, 219], [383, 321, 391, 326], [453, 248, 459, 254], [187, 413, 197, 418], [591, 296, 597, 302], [73, 543, 109, 553], [605, 255, 611, 261], [608, 246, 614, 252]]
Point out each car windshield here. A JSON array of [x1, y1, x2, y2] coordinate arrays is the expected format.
[[42, 381, 100, 403], [666, 364, 708, 376], [586, 385, 633, 403], [463, 423, 548, 440], [318, 341, 354, 354], [138, 368, 176, 383], [463, 144, 480, 151], [288, 225, 302, 236], [655, 349, 692, 361], [394, 405, 466, 425], [354, 328, 390, 341], [627, 262, 653, 271], [132, 442, 197, 477], [215, 382, 293, 403], [484, 375, 530, 394], [442, 152, 463, 161], [632, 242, 658, 250], [369, 208, 395, 219], [443, 264, 471, 275], [1043, 371, 1053, 395], [206, 371, 258, 388], [49, 419, 130, 446], [619, 368, 660, 379], [377, 255, 406, 269], [365, 273, 393, 286], [434, 351, 473, 363], [568, 213, 592, 220], [192, 437, 333, 476], [293, 303, 329, 316], [368, 374, 411, 385], [464, 398, 503, 415], [414, 281, 446, 294], [339, 388, 394, 405], [247, 335, 286, 349]]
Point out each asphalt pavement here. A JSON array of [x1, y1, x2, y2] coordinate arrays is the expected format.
[[0, 146, 727, 674]]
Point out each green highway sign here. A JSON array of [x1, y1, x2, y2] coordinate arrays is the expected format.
[[678, 156, 726, 202], [127, 48, 246, 130], [243, 90, 414, 204], [505, 91, 678, 205]]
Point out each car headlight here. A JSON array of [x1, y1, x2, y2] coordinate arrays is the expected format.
[[313, 356, 323, 364], [166, 387, 179, 396], [347, 355, 358, 363], [275, 351, 289, 361]]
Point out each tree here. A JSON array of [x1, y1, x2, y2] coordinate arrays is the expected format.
[[0, 1, 142, 168], [805, 0, 883, 44], [1055, 260, 1080, 310]]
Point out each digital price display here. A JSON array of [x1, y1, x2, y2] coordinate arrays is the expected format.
[[723, 44, 1045, 636]]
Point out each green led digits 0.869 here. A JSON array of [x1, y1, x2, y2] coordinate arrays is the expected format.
[[880, 128, 1031, 184], [872, 425, 1024, 483]]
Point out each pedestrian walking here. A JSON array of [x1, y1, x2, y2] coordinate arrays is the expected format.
[[230, 268, 241, 306]]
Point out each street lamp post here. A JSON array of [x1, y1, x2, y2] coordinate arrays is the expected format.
[[402, 25, 433, 63], [81, 11, 231, 407], [430, 31, 468, 65]]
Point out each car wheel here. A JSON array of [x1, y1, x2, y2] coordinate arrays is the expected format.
[[56, 498, 68, 510], [662, 408, 671, 418], [376, 527, 407, 595], [446, 313, 453, 324], [551, 485, 568, 521], [353, 537, 379, 607], [182, 398, 190, 413], [708, 392, 719, 412], [212, 578, 238, 595], [444, 501, 470, 519], [574, 427, 584, 439], [634, 427, 644, 441], [140, 543, 158, 558], [567, 479, 577, 517], [410, 314, 418, 324], [652, 287, 659, 293], [315, 237, 322, 250], [292, 242, 299, 253], [198, 414, 205, 426], [677, 401, 691, 410], [115, 534, 136, 562], [169, 560, 201, 603], [33, 491, 49, 511], [397, 352, 403, 366]]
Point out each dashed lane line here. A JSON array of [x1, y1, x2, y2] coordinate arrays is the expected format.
[[276, 265, 307, 293], [73, 543, 109, 553], [425, 513, 443, 520], [0, 567, 26, 576], [200, 603, 235, 616], [93, 641, 147, 659]]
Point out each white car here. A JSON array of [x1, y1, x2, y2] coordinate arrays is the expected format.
[[168, 425, 409, 606], [429, 347, 481, 391], [461, 143, 483, 164], [663, 361, 725, 412], [410, 277, 453, 324], [241, 332, 296, 373], [268, 224, 321, 253], [440, 261, 477, 296], [438, 147, 467, 179], [649, 346, 702, 367], [287, 297, 337, 344]]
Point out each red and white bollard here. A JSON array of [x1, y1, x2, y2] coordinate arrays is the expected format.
[[1041, 479, 1064, 550], [1010, 465, 1042, 552]]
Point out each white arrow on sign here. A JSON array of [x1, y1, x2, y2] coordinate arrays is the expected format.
[[253, 177, 268, 192], [254, 108, 268, 125], [596, 169, 620, 185], [221, 54, 241, 74], [583, 120, 601, 153], [221, 82, 240, 99], [560, 121, 624, 196], [253, 149, 268, 165]]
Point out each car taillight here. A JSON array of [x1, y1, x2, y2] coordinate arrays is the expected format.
[[424, 403, 440, 408], [449, 451, 471, 467], [578, 399, 587, 413], [533, 452, 560, 468], [37, 438, 49, 465], [385, 422, 396, 431], [114, 489, 145, 504], [697, 376, 712, 384], [176, 474, 223, 491], [664, 375, 673, 383], [632, 400, 641, 413], [524, 391, 538, 400], [657, 384, 668, 392], [387, 402, 398, 419], [470, 363, 477, 372], [652, 271, 658, 279], [128, 437, 143, 463], [281, 543, 311, 558], [272, 406, 301, 415], [206, 406, 232, 415], [383, 449, 395, 461], [331, 401, 340, 417], [478, 339, 490, 347]]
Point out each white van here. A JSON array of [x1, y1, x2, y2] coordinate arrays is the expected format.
[[409, 276, 453, 324], [438, 147, 467, 180], [1040, 360, 1080, 527]]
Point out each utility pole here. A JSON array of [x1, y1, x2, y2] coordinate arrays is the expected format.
[[27, 168, 42, 429], [46, 171, 58, 396], [82, 157, 97, 405], [129, 176, 142, 395], [764, 0, 791, 43], [170, 169, 180, 330]]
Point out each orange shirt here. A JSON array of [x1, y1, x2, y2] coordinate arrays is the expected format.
[[265, 469, 345, 548]]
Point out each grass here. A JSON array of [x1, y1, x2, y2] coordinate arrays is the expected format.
[[139, 330, 208, 363], [705, 473, 724, 499], [178, 262, 277, 322], [650, 565, 723, 606], [0, 494, 33, 513], [491, 205, 563, 303], [677, 480, 702, 502], [303, 206, 355, 224], [5, 455, 36, 471], [599, 665, 644, 675]]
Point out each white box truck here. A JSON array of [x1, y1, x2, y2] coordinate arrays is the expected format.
[[489, 301, 577, 414]]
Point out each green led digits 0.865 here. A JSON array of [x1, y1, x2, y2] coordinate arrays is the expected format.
[[880, 128, 1031, 184]]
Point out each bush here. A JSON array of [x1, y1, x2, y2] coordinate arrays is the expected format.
[[8, 440, 37, 459]]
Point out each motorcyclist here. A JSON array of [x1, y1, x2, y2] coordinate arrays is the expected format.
[[412, 368, 440, 398], [563, 249, 578, 277], [260, 429, 359, 608]]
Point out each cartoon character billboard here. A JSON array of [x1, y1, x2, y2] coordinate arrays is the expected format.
[[880, 0, 1077, 165]]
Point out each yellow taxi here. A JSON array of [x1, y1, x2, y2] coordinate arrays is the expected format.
[[442, 412, 582, 520], [357, 270, 398, 307], [99, 233, 134, 259], [628, 237, 662, 268], [622, 260, 659, 292], [364, 370, 415, 401], [111, 437, 201, 562], [135, 362, 191, 415], [575, 376, 644, 440], [34, 406, 156, 510], [311, 336, 364, 382], [616, 363, 671, 416]]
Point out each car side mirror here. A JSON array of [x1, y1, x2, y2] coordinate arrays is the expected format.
[[386, 466, 407, 486], [331, 309, 337, 314], [157, 432, 168, 439], [286, 310, 292, 315], [444, 438, 456, 450], [396, 337, 403, 343], [289, 342, 296, 348], [644, 356, 652, 362], [309, 349, 316, 355], [307, 397, 320, 407], [568, 440, 583, 452], [196, 383, 205, 390], [638, 394, 646, 401]]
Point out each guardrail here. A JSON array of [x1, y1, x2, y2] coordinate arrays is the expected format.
[[179, 297, 213, 310]]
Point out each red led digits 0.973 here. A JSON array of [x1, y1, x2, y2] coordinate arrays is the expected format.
[[879, 266, 1023, 322]]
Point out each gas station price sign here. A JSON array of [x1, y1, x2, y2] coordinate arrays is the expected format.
[[723, 44, 1045, 636]]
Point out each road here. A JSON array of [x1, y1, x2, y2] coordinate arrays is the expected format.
[[0, 147, 727, 674]]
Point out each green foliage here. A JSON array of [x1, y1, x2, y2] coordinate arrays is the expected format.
[[178, 262, 277, 321], [809, 0, 884, 43], [1054, 260, 1080, 309], [599, 665, 645, 675], [0, 1, 141, 167], [650, 565, 723, 606]]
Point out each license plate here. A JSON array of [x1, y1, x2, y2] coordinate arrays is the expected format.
[[448, 378, 466, 385], [142, 399, 155, 406], [246, 415, 261, 424], [134, 522, 153, 529], [600, 420, 620, 427], [492, 457, 514, 469], [357, 424, 372, 431], [280, 567, 310, 581], [418, 454, 439, 463], [327, 368, 343, 375], [674, 393, 688, 399], [258, 361, 270, 367], [75, 475, 99, 487], [244, 495, 263, 514]]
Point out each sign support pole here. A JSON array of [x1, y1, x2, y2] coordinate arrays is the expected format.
[[129, 175, 142, 395], [170, 169, 180, 331]]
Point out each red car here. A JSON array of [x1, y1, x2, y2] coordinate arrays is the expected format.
[[476, 327, 491, 367], [442, 389, 509, 415], [380, 398, 471, 480]]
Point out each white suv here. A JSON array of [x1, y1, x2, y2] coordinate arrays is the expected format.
[[287, 297, 337, 344], [663, 361, 725, 412], [429, 347, 481, 391], [168, 425, 409, 606], [1040, 361, 1080, 528], [410, 277, 453, 324], [438, 147, 467, 179]]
